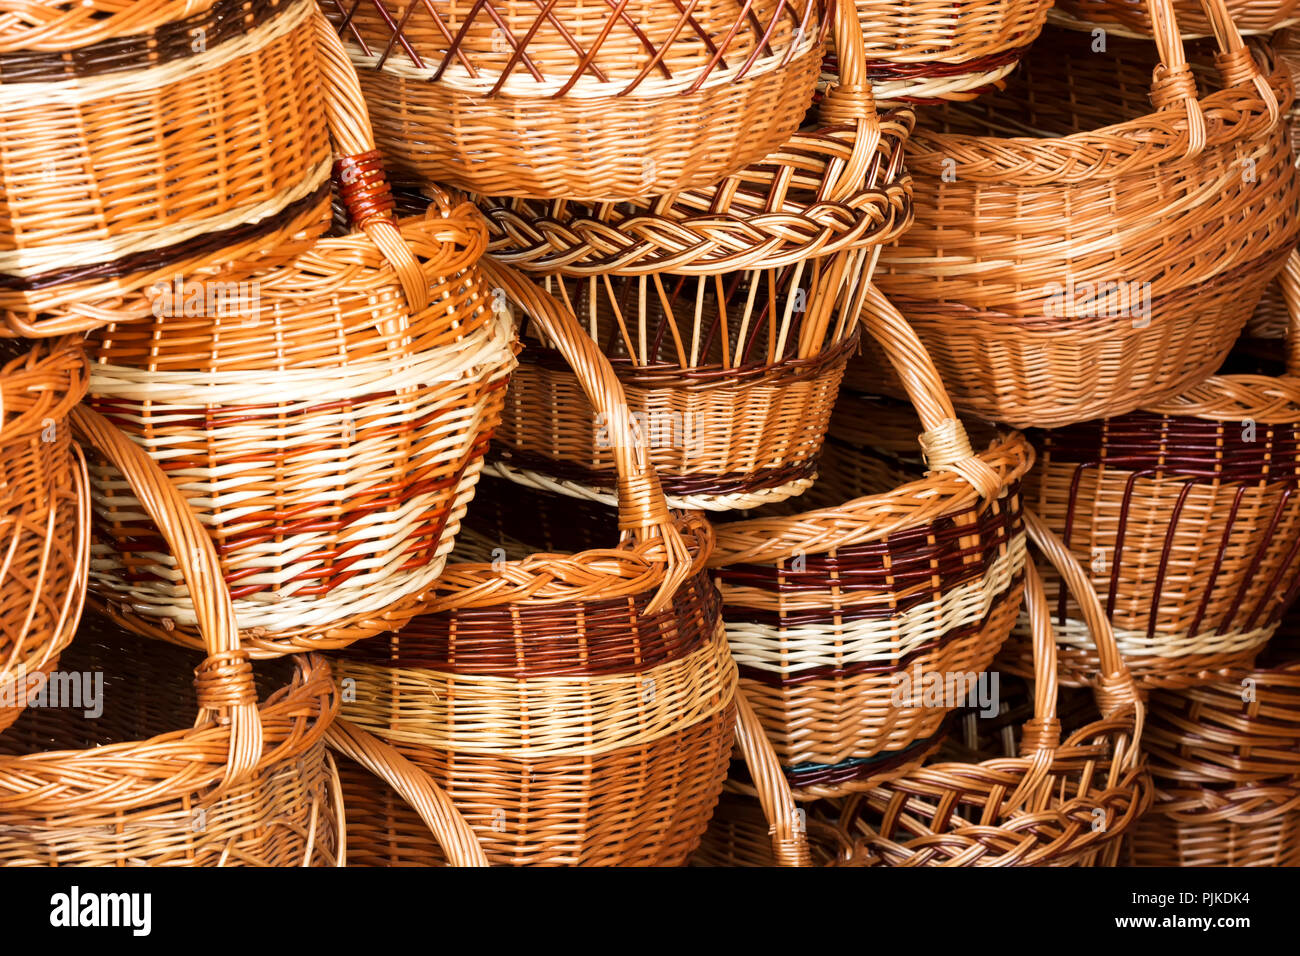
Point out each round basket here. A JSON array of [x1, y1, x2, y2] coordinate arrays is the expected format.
[[0, 0, 335, 334], [478, 0, 913, 511], [0, 408, 487, 867], [332, 268, 750, 866], [1127, 627, 1300, 866], [0, 338, 89, 734], [841, 0, 1053, 104], [1050, 0, 1300, 38], [1000, 250, 1300, 690], [327, 0, 826, 200], [78, 24, 518, 657], [835, 512, 1150, 866], [857, 2, 1300, 430], [706, 290, 1033, 798]]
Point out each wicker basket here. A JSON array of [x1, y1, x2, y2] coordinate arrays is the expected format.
[[834, 511, 1150, 866], [840, 0, 1053, 104], [327, 0, 826, 200], [328, 266, 753, 866], [1051, 0, 1300, 37], [704, 290, 1032, 798], [0, 406, 487, 867], [78, 22, 518, 657], [478, 0, 913, 511], [1127, 625, 1300, 866], [0, 338, 89, 734], [0, 0, 335, 334], [858, 3, 1300, 430], [1000, 250, 1300, 690]]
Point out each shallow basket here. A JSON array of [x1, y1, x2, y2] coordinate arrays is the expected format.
[[79, 26, 518, 657], [1000, 250, 1300, 690], [480, 0, 913, 512], [0, 410, 487, 867], [858, 3, 1300, 430], [1126, 626, 1300, 866], [0, 338, 89, 734], [332, 269, 749, 866], [327, 0, 826, 200], [0, 0, 335, 334], [842, 0, 1053, 104], [835, 512, 1150, 866], [706, 291, 1032, 798]]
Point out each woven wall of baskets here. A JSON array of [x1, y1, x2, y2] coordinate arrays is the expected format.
[[74, 21, 518, 658], [0, 0, 335, 335], [705, 291, 1031, 799], [838, 0, 1053, 104], [326, 0, 827, 200], [1127, 623, 1300, 866], [479, 0, 913, 512], [998, 251, 1300, 690], [853, 1, 1300, 430], [0, 339, 88, 733]]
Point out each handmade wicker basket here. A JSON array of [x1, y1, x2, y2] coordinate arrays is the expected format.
[[0, 338, 89, 734], [79, 22, 518, 657], [841, 0, 1053, 104], [328, 0, 826, 200], [0, 0, 335, 334], [706, 291, 1032, 798], [835, 512, 1150, 866], [0, 406, 487, 867], [859, 1, 1300, 429], [1051, 0, 1300, 37], [1000, 250, 1300, 690], [1127, 626, 1300, 866], [480, 0, 913, 511], [333, 268, 748, 866]]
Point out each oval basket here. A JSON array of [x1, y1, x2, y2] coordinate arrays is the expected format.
[[0, 0, 335, 334]]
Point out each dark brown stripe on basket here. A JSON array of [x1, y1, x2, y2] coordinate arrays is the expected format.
[[860, 44, 1034, 81], [343, 571, 721, 677], [0, 0, 297, 82], [490, 444, 821, 498], [734, 580, 1024, 688], [0, 179, 331, 293]]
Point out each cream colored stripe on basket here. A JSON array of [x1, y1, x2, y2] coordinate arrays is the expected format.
[[340, 623, 738, 759], [1044, 616, 1277, 660], [0, 0, 316, 107], [724, 531, 1026, 674]]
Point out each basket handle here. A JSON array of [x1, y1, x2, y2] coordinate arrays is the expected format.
[[313, 10, 429, 316], [70, 406, 263, 788], [1024, 508, 1144, 728], [733, 689, 813, 866], [1143, 0, 1278, 153], [325, 718, 489, 867], [482, 258, 690, 615], [815, 0, 883, 203], [859, 285, 1002, 500]]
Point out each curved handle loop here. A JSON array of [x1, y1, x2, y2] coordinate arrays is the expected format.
[[733, 689, 813, 866], [815, 0, 883, 204], [70, 405, 263, 788], [325, 718, 489, 867], [313, 10, 429, 316], [1024, 509, 1145, 735], [482, 258, 690, 614], [860, 285, 1002, 500]]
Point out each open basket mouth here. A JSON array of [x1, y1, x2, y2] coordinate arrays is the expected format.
[[1049, 0, 1300, 38]]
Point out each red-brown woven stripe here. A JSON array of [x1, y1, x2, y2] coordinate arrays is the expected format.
[[0, 0, 294, 80]]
